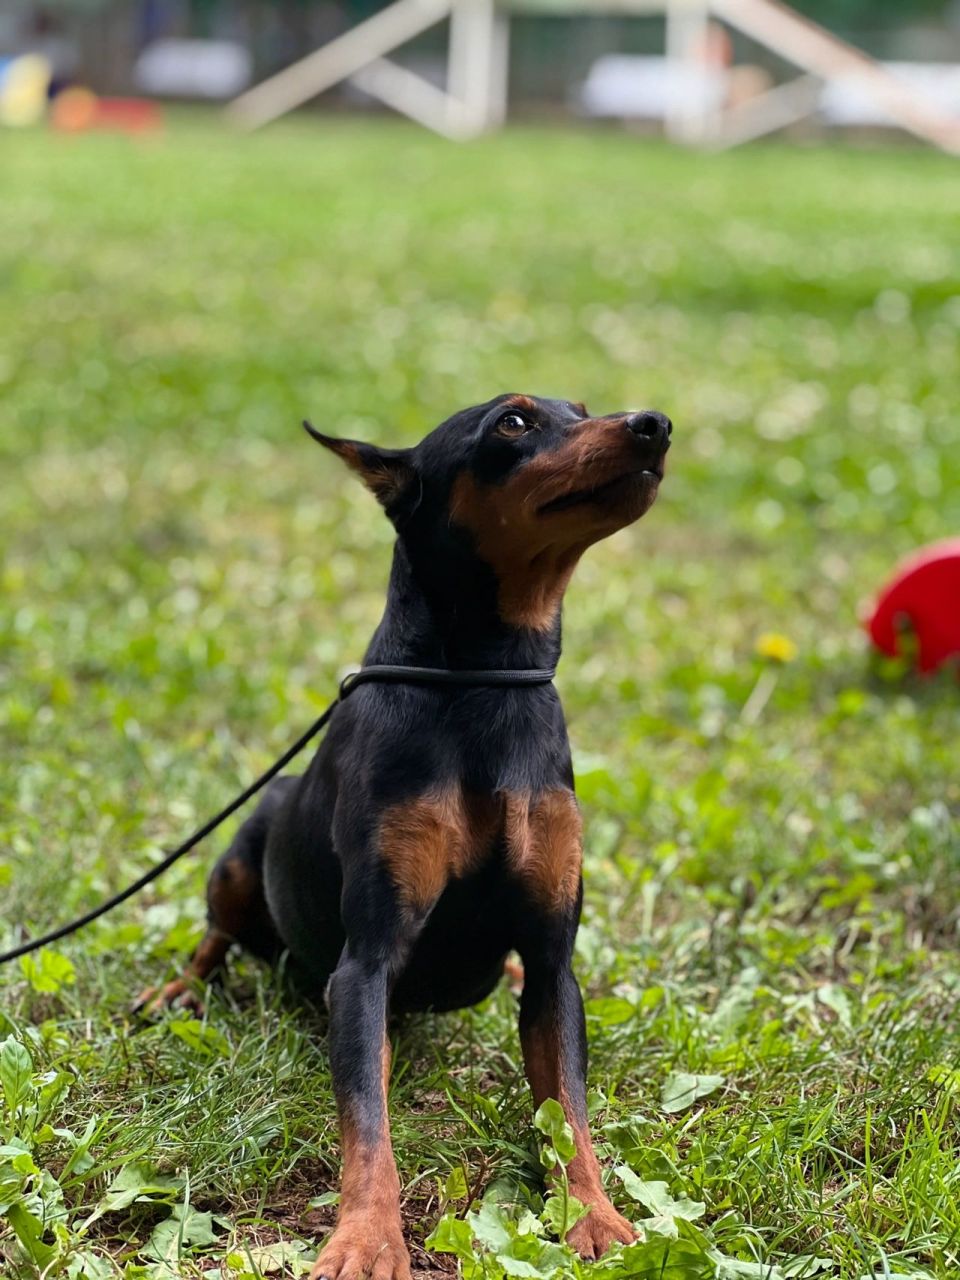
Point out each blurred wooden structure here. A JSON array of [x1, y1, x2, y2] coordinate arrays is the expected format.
[[226, 0, 960, 152], [227, 0, 508, 138]]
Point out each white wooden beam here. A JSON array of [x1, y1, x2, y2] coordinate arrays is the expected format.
[[227, 0, 454, 130], [709, 72, 821, 147], [226, 0, 960, 154], [664, 0, 711, 142], [449, 0, 511, 132], [712, 0, 960, 153], [350, 56, 479, 139]]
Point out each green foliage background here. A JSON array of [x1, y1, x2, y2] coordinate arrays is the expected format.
[[1, 117, 960, 1278]]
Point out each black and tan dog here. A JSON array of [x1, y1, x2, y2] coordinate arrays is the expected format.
[[140, 394, 671, 1280]]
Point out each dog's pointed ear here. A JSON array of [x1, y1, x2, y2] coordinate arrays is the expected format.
[[303, 421, 418, 522]]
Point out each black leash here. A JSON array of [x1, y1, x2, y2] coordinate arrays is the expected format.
[[0, 664, 555, 966]]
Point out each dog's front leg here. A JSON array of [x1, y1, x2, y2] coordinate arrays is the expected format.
[[509, 792, 636, 1259], [311, 941, 411, 1280], [518, 928, 636, 1260]]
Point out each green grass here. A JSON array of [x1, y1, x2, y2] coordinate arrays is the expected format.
[[2, 114, 960, 1280]]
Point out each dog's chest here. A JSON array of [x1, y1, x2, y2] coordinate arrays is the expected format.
[[378, 785, 582, 914]]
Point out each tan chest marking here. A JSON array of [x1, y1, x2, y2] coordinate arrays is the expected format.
[[380, 787, 583, 913], [504, 789, 583, 911], [378, 788, 499, 911]]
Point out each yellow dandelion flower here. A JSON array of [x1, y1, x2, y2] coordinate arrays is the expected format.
[[755, 632, 798, 663]]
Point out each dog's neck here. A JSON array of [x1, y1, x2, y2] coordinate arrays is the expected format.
[[363, 540, 562, 671]]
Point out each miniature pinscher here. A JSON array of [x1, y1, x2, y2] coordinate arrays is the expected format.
[[139, 394, 672, 1279]]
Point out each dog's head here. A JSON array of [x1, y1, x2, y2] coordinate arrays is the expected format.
[[306, 394, 671, 631]]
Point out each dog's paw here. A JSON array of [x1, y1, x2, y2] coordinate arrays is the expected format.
[[131, 977, 205, 1018], [566, 1197, 636, 1260], [310, 1219, 411, 1280]]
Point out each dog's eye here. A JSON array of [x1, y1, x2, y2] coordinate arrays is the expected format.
[[496, 412, 532, 439]]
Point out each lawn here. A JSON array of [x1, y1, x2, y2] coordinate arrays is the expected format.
[[1, 115, 959, 1280]]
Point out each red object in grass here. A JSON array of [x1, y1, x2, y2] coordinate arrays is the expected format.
[[867, 538, 960, 673], [92, 97, 163, 132]]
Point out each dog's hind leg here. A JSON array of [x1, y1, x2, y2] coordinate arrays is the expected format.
[[133, 776, 297, 1015]]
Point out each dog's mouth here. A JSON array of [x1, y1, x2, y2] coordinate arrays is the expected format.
[[537, 468, 661, 516]]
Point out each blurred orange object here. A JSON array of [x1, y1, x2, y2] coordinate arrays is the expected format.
[[50, 87, 98, 132], [51, 89, 162, 134]]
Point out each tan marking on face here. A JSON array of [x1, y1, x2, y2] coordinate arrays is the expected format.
[[451, 416, 656, 630], [451, 470, 587, 629], [379, 788, 500, 911], [504, 393, 539, 414], [504, 789, 582, 910]]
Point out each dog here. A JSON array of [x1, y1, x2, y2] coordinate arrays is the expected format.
[[138, 394, 671, 1280]]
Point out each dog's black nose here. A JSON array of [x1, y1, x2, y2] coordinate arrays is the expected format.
[[626, 411, 672, 450]]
